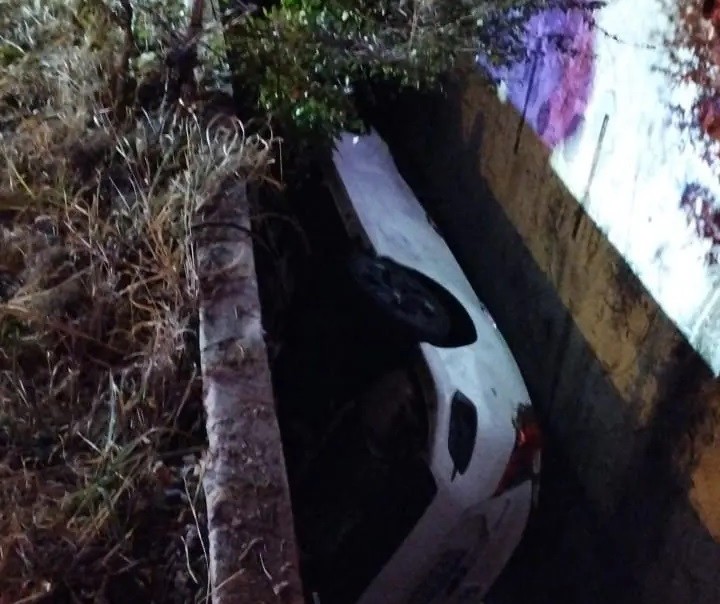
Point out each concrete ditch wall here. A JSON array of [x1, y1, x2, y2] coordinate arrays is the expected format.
[[372, 73, 720, 603]]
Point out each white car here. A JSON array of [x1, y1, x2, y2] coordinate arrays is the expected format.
[[319, 129, 543, 604]]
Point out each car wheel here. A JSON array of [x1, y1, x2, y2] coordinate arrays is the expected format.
[[346, 253, 453, 345]]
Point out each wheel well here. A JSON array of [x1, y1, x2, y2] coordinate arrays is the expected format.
[[371, 255, 478, 348], [414, 271, 477, 348]]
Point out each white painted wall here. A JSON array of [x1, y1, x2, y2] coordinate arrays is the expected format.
[[483, 0, 720, 375]]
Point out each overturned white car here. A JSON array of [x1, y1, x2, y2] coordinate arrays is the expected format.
[[329, 130, 541, 604], [272, 129, 541, 604]]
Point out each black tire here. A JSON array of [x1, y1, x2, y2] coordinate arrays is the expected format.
[[346, 253, 453, 345]]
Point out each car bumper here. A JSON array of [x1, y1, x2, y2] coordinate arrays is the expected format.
[[356, 481, 533, 604], [452, 482, 534, 603]]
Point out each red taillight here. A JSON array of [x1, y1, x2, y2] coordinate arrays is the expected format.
[[493, 405, 542, 498]]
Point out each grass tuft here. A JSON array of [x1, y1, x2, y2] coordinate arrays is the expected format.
[[0, 1, 273, 601]]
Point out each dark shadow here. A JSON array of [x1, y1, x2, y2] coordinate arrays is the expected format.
[[361, 75, 720, 604], [254, 177, 441, 604]]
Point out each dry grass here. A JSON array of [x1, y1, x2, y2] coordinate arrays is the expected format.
[[0, 1, 273, 601]]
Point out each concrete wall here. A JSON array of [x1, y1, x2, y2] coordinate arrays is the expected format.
[[370, 74, 720, 603]]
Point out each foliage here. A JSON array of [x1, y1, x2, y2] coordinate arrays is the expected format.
[[223, 0, 602, 146]]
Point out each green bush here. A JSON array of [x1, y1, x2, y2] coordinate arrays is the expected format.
[[222, 0, 600, 148]]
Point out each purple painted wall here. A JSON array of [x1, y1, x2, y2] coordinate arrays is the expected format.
[[478, 8, 596, 149]]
